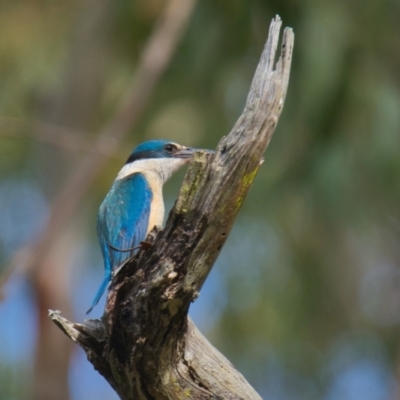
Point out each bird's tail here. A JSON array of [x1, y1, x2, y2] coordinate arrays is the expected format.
[[86, 271, 111, 315]]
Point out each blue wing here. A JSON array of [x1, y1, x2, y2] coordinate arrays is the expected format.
[[98, 173, 152, 267], [87, 173, 152, 314]]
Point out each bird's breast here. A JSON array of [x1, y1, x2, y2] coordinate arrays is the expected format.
[[146, 175, 165, 234]]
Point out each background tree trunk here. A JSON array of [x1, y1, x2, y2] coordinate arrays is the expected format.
[[32, 2, 114, 399], [51, 16, 294, 400]]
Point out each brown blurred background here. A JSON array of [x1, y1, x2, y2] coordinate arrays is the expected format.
[[1, 0, 400, 399]]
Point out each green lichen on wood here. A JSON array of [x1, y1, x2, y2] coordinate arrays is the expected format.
[[234, 163, 261, 213], [175, 151, 210, 214], [215, 161, 261, 218], [243, 161, 260, 188]]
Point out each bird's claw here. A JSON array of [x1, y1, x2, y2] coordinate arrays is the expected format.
[[139, 241, 152, 250], [143, 225, 161, 247]]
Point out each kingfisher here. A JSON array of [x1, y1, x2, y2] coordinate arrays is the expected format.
[[87, 139, 198, 314]]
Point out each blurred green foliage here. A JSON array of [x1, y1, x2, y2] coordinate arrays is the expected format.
[[1, 0, 400, 399]]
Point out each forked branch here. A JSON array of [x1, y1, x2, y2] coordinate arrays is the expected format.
[[51, 16, 294, 400]]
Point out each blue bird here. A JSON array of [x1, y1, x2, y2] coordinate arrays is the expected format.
[[87, 139, 197, 314]]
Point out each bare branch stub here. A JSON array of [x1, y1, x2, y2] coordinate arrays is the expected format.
[[51, 16, 294, 400]]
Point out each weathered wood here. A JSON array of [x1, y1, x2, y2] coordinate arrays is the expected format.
[[50, 16, 294, 399]]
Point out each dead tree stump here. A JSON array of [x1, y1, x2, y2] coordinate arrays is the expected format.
[[50, 16, 294, 400]]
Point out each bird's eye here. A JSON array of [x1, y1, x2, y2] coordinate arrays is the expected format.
[[164, 143, 177, 153]]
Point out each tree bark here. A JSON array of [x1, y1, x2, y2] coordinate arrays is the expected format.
[[50, 16, 294, 400]]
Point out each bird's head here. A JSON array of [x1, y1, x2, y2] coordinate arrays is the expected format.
[[117, 140, 197, 183], [127, 140, 195, 163]]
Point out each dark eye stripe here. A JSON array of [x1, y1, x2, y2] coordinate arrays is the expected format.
[[125, 150, 155, 164]]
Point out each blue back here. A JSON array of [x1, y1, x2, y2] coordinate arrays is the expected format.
[[87, 173, 152, 314], [98, 173, 152, 268]]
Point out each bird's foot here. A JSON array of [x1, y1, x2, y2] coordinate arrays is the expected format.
[[139, 241, 152, 250], [139, 226, 161, 251], [112, 227, 161, 277], [143, 225, 161, 247]]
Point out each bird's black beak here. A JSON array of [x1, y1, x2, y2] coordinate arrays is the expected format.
[[175, 146, 195, 159], [175, 146, 214, 159]]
